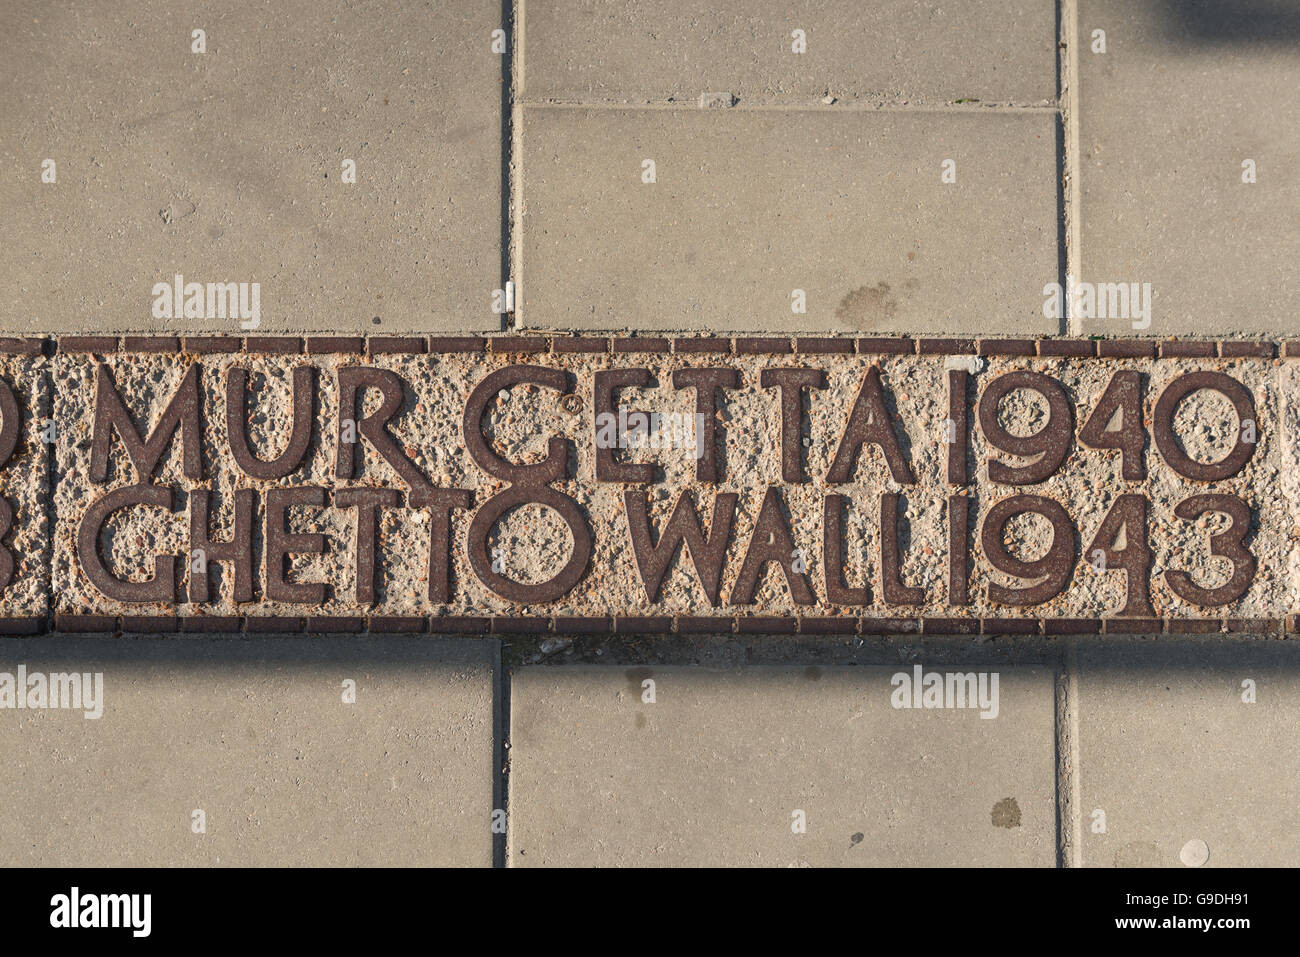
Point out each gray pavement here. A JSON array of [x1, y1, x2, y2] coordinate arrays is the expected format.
[[0, 0, 505, 335], [0, 638, 498, 866], [1077, 0, 1300, 335], [520, 0, 1059, 105], [517, 106, 1062, 334], [1076, 638, 1300, 868], [508, 664, 1057, 866]]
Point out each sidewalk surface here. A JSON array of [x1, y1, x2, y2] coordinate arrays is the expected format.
[[1, 0, 1297, 867]]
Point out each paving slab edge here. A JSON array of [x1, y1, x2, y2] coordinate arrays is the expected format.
[[0, 614, 1290, 637], [4, 335, 1290, 358]]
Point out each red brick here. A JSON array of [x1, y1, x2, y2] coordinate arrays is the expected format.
[[734, 337, 793, 354], [428, 337, 485, 353], [796, 337, 854, 354], [1036, 339, 1095, 357], [978, 339, 1036, 356]]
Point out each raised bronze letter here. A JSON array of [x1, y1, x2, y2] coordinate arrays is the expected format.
[[467, 485, 592, 603], [880, 492, 924, 604], [1165, 494, 1256, 606], [227, 366, 314, 479], [424, 488, 473, 603], [729, 487, 815, 605], [948, 494, 971, 606], [1078, 370, 1146, 481], [760, 367, 826, 484], [823, 494, 869, 605], [594, 369, 656, 483], [336, 367, 433, 502], [335, 487, 401, 605], [0, 377, 19, 470], [977, 371, 1073, 485], [1153, 372, 1256, 482], [77, 484, 178, 602], [90, 363, 202, 483], [624, 489, 737, 605], [0, 497, 14, 597], [463, 366, 569, 484], [188, 488, 255, 603], [826, 367, 914, 485], [981, 494, 1076, 605], [947, 370, 970, 486], [671, 367, 739, 483], [1084, 493, 1154, 617], [265, 486, 328, 603]]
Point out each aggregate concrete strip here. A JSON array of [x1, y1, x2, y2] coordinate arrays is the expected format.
[[519, 0, 1058, 106], [507, 664, 1057, 866], [49, 349, 1292, 628], [1281, 364, 1300, 613], [1077, 0, 1300, 336], [1074, 636, 1300, 868], [0, 355, 51, 618], [516, 107, 1062, 335], [0, 0, 504, 335], [0, 637, 498, 867]]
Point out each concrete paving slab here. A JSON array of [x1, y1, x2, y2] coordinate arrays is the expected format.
[[518, 106, 1062, 335], [521, 0, 1058, 105], [1077, 0, 1300, 336], [1076, 637, 1300, 867], [0, 0, 505, 335], [508, 664, 1057, 866], [0, 637, 498, 866]]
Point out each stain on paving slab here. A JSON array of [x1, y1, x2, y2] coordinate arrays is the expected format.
[[507, 665, 1056, 866], [40, 346, 1297, 629], [836, 283, 901, 327], [991, 796, 1022, 828], [0, 637, 497, 866]]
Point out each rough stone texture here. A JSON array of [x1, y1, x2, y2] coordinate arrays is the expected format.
[[52, 351, 1288, 624], [1281, 364, 1300, 612], [1076, 637, 1300, 868], [1078, 0, 1300, 335], [508, 664, 1057, 866], [0, 0, 504, 335], [517, 107, 1062, 335], [520, 0, 1058, 105], [0, 356, 51, 618], [0, 637, 497, 866]]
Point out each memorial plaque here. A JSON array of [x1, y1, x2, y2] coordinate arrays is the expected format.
[[33, 337, 1299, 634]]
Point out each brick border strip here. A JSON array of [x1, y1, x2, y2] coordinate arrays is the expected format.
[[5, 335, 1292, 358], [24, 615, 1297, 636]]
